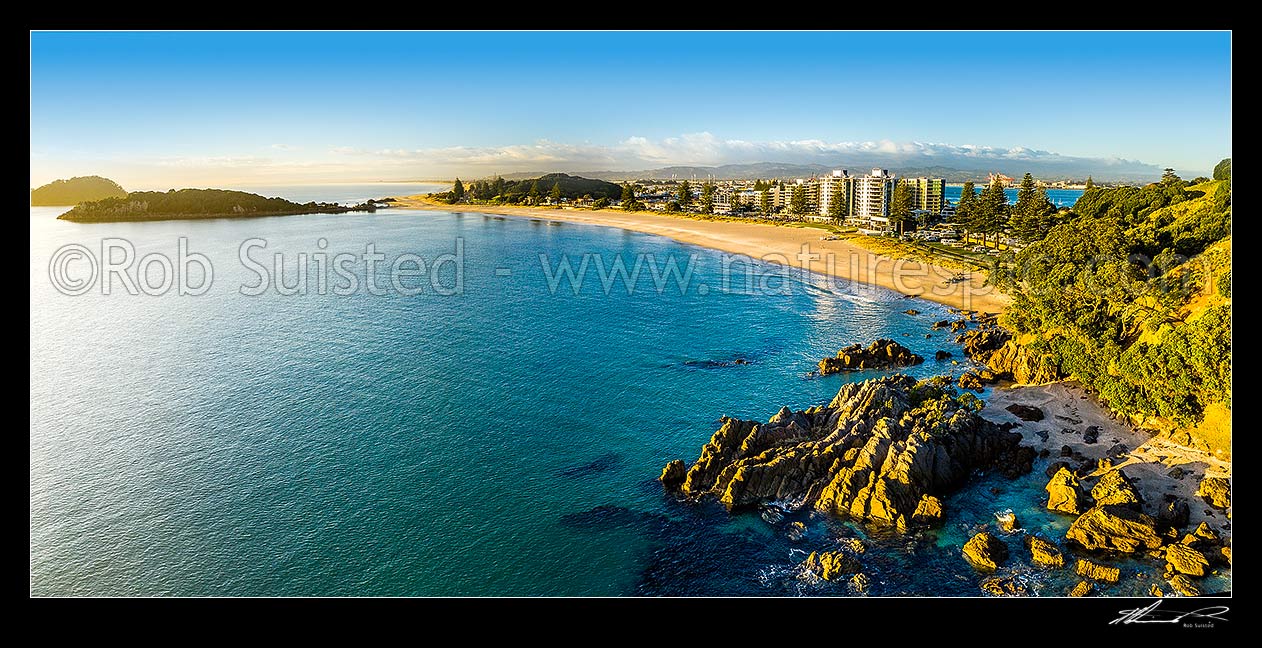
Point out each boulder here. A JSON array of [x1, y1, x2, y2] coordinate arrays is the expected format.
[[1025, 535, 1065, 568], [904, 309, 920, 315], [818, 339, 924, 375], [1193, 521, 1221, 544], [1076, 559, 1120, 583], [986, 340, 1063, 384], [995, 509, 1018, 533], [1069, 580, 1093, 597], [1156, 499, 1190, 530], [1046, 467, 1087, 515], [840, 537, 867, 554], [659, 460, 687, 489], [1091, 469, 1143, 509], [1221, 546, 1231, 565], [1083, 426, 1100, 445], [934, 350, 952, 361], [1167, 574, 1202, 597], [1196, 476, 1231, 510], [803, 550, 861, 581], [980, 576, 1028, 597], [1059, 445, 1074, 458], [955, 327, 1011, 361], [1066, 505, 1163, 553], [912, 494, 944, 527], [932, 319, 950, 329], [1044, 461, 1071, 478], [1165, 544, 1210, 577], [950, 319, 969, 332], [958, 372, 984, 392], [962, 532, 1009, 572], [1006, 404, 1044, 422], [849, 572, 870, 593], [1167, 466, 1187, 480], [786, 521, 807, 542]]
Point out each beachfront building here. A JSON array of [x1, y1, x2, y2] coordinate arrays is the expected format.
[[817, 169, 852, 220], [903, 177, 946, 215], [849, 168, 896, 230]]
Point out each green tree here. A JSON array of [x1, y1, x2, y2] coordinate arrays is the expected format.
[[1161, 168, 1181, 185], [701, 182, 716, 214], [549, 182, 562, 204], [527, 181, 541, 205], [789, 184, 807, 217], [729, 193, 743, 213], [451, 178, 465, 202], [1010, 173, 1056, 243], [889, 179, 913, 233], [956, 181, 978, 244], [827, 183, 849, 222], [753, 179, 768, 191], [677, 181, 692, 209], [760, 189, 772, 217], [975, 179, 1009, 247], [1212, 158, 1231, 183], [620, 183, 641, 211], [1084, 176, 1094, 190], [593, 197, 610, 209]]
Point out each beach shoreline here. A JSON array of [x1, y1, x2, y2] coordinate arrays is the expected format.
[[387, 196, 1010, 313]]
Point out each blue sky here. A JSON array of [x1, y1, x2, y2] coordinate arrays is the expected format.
[[30, 31, 1231, 187]]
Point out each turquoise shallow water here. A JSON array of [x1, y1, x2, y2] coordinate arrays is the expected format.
[[29, 195, 1217, 596]]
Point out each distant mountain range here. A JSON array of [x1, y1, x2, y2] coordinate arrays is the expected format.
[[487, 158, 1164, 183]]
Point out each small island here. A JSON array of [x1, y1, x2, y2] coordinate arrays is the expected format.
[[57, 188, 387, 223], [31, 175, 128, 206]]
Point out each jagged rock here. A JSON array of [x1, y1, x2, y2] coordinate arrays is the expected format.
[[1157, 500, 1190, 530], [1046, 467, 1087, 515], [958, 372, 984, 392], [962, 532, 1009, 572], [932, 319, 950, 329], [1167, 466, 1187, 480], [1038, 448, 1050, 458], [840, 537, 866, 554], [934, 350, 952, 361], [786, 521, 807, 542], [980, 576, 1028, 596], [995, 509, 1018, 533], [1076, 559, 1121, 583], [956, 328, 1011, 361], [1036, 430, 1049, 442], [1069, 580, 1093, 597], [1098, 457, 1114, 471], [803, 550, 861, 580], [678, 375, 1033, 527], [1006, 404, 1044, 421], [1066, 505, 1163, 553], [1165, 544, 1210, 577], [1059, 445, 1074, 458], [986, 340, 1063, 384], [912, 494, 944, 526], [818, 339, 924, 374], [1150, 584, 1165, 597], [1193, 521, 1220, 544], [1221, 546, 1231, 565], [950, 320, 969, 332], [659, 460, 687, 489], [1196, 476, 1231, 510], [1107, 443, 1128, 457], [1091, 469, 1143, 509], [1025, 535, 1065, 568], [1167, 574, 1202, 597], [978, 369, 999, 382], [1083, 426, 1100, 444], [849, 573, 870, 593], [1045, 461, 1071, 478], [904, 309, 920, 315]]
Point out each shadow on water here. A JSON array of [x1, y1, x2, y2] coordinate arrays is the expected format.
[[554, 453, 622, 479]]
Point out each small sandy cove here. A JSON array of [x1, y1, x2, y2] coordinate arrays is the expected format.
[[387, 197, 1009, 313], [984, 382, 1231, 545]]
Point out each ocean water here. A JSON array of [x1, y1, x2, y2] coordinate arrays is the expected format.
[[29, 194, 1218, 596], [944, 186, 1084, 210]]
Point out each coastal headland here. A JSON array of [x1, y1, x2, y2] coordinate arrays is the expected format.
[[388, 195, 1009, 313]]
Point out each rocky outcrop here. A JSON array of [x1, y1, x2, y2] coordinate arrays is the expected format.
[[1165, 544, 1210, 577], [1046, 467, 1088, 515], [676, 375, 1033, 530], [818, 340, 924, 374], [1167, 574, 1202, 597], [995, 509, 1018, 533], [1066, 505, 1163, 553], [1005, 404, 1044, 421], [1076, 559, 1121, 583], [956, 328, 1011, 361], [849, 573, 870, 593], [803, 550, 861, 580], [1091, 469, 1143, 509], [985, 340, 1063, 384], [1197, 476, 1231, 510], [1069, 580, 1093, 597], [659, 460, 687, 488], [934, 350, 952, 361], [1025, 535, 1065, 568], [963, 532, 1009, 572], [958, 372, 984, 392], [1157, 499, 1190, 530], [912, 494, 944, 526]]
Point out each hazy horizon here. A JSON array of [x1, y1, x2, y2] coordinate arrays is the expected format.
[[31, 31, 1231, 188]]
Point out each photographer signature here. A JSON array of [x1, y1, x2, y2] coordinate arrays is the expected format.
[[1111, 600, 1229, 625]]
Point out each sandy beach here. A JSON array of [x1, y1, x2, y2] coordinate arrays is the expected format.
[[388, 196, 1009, 313]]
